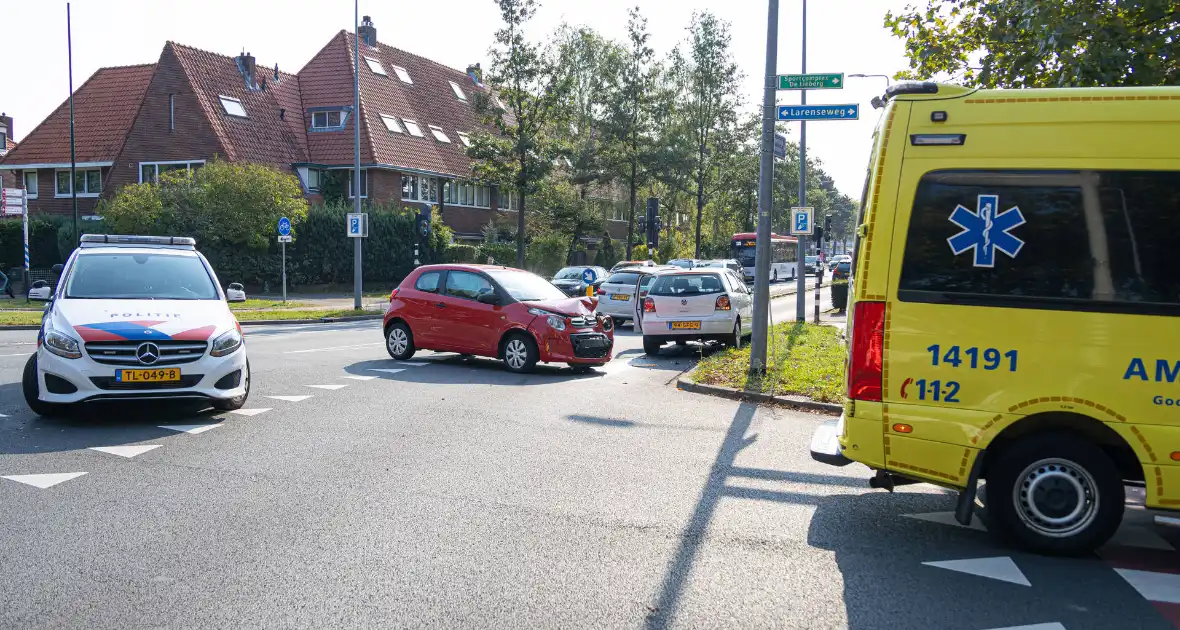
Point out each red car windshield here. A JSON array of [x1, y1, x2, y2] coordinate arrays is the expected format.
[[486, 270, 568, 302]]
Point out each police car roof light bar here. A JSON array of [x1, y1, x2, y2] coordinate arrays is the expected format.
[[80, 234, 197, 247]]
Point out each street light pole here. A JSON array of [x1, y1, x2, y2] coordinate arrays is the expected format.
[[352, 0, 363, 311], [795, 0, 808, 322], [67, 2, 78, 244], [849, 73, 892, 88], [748, 0, 779, 375]]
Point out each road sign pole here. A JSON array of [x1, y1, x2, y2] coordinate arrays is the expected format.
[[22, 192, 29, 294], [796, 0, 808, 322], [281, 240, 287, 304], [352, 0, 362, 311], [749, 0, 779, 375]]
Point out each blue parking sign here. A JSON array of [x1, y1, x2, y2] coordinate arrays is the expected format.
[[791, 207, 814, 236]]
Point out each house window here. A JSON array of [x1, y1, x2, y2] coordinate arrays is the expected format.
[[310, 110, 347, 130], [401, 175, 439, 203], [55, 168, 102, 197], [305, 168, 324, 192], [442, 181, 492, 208], [380, 114, 403, 133], [500, 190, 521, 212], [23, 172, 38, 199], [402, 119, 424, 137], [139, 160, 205, 184], [348, 169, 368, 198], [449, 81, 467, 101], [364, 56, 386, 76], [219, 95, 247, 117], [392, 65, 412, 84], [457, 132, 472, 147], [0, 131, 7, 153], [428, 125, 450, 143]]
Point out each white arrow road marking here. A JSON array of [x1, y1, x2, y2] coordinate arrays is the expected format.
[[922, 556, 1030, 586], [2, 472, 88, 489], [341, 375, 377, 381], [981, 624, 1066, 630], [229, 408, 272, 417], [307, 384, 348, 390], [902, 510, 986, 531], [159, 424, 221, 434], [88, 445, 161, 458], [265, 395, 314, 402], [367, 369, 405, 375], [1115, 569, 1180, 603]]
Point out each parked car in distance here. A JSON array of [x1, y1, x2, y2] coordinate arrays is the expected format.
[[697, 259, 744, 277], [666, 258, 699, 269], [640, 268, 752, 355], [383, 264, 614, 373], [550, 265, 607, 297], [832, 261, 852, 280], [829, 254, 851, 270], [805, 255, 823, 275], [609, 260, 657, 273], [595, 266, 677, 326]]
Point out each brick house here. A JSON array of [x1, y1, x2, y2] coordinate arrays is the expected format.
[[0, 17, 629, 248]]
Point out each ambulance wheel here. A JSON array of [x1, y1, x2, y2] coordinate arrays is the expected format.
[[985, 431, 1123, 556], [23, 355, 67, 417]]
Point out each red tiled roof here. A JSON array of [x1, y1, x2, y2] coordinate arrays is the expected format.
[[0, 64, 155, 165], [300, 31, 492, 177], [169, 42, 307, 167]]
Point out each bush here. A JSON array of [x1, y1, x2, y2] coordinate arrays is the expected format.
[[444, 244, 479, 263], [479, 243, 516, 266], [0, 215, 72, 271]]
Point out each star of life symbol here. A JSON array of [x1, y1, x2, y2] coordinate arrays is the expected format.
[[947, 194, 1026, 267]]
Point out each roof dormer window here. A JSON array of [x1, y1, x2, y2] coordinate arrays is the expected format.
[[380, 114, 404, 133], [310, 108, 349, 131], [449, 81, 467, 101], [219, 95, 247, 117], [364, 56, 386, 76], [428, 125, 450, 143], [402, 119, 424, 137], [392, 65, 413, 84]]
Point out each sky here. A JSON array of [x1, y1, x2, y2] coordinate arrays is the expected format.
[[2, 0, 914, 199]]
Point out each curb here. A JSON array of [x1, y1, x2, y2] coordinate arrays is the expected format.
[[676, 373, 842, 415], [1, 325, 41, 331], [239, 314, 384, 326]]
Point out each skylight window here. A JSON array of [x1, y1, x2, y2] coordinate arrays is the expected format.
[[428, 125, 451, 143], [402, 119, 424, 137], [219, 95, 246, 117], [380, 114, 404, 133], [493, 95, 507, 111], [392, 65, 413, 84], [449, 81, 467, 101], [364, 57, 386, 76], [457, 132, 472, 147]]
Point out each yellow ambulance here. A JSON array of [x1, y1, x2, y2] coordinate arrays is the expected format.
[[810, 81, 1180, 555]]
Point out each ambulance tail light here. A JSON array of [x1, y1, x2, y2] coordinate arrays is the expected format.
[[848, 301, 885, 402]]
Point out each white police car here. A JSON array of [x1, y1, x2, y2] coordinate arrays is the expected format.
[[23, 235, 250, 415]]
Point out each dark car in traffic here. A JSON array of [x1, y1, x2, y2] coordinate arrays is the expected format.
[[832, 261, 852, 281], [383, 264, 614, 373], [550, 266, 607, 297]]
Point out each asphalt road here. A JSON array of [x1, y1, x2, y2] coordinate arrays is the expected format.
[[0, 288, 1177, 629]]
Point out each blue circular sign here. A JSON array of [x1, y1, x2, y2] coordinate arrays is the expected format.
[[278, 217, 292, 236], [581, 268, 596, 284]]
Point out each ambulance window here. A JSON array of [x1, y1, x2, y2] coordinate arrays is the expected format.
[[898, 170, 1180, 314]]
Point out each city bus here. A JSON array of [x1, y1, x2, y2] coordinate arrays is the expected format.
[[731, 232, 799, 283]]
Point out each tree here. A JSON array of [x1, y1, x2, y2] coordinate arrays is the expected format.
[[885, 0, 1179, 88], [471, 0, 571, 268], [603, 7, 659, 260], [683, 12, 742, 257]]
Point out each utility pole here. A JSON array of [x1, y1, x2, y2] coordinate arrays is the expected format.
[[67, 2, 78, 243], [795, 0, 808, 322], [352, 0, 363, 310], [748, 0, 779, 375]]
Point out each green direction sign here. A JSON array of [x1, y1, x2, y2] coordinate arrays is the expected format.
[[778, 73, 844, 90]]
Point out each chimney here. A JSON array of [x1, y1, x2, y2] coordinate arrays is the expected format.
[[273, 63, 280, 82], [236, 50, 257, 89], [466, 63, 483, 86], [358, 15, 377, 47]]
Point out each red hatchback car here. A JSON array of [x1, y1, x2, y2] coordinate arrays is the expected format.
[[382, 264, 615, 373]]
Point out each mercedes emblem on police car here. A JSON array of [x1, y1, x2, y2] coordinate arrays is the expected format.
[[136, 342, 161, 365]]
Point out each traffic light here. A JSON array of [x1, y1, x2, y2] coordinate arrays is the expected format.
[[637, 215, 647, 239], [416, 211, 431, 241]]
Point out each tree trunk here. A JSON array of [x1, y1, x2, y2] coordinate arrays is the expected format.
[[694, 159, 705, 258], [625, 160, 637, 261], [516, 173, 526, 269]]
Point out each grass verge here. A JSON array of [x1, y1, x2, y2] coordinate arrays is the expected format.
[[229, 299, 309, 311], [692, 322, 845, 403], [0, 311, 43, 326], [233, 308, 380, 322]]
